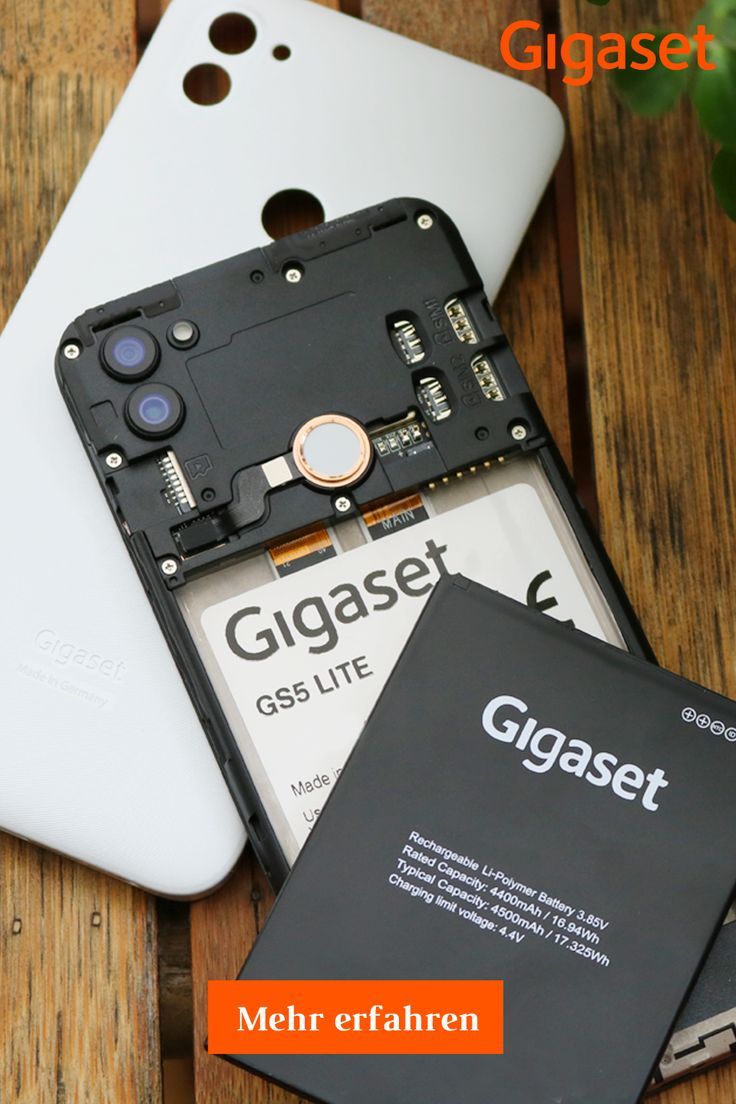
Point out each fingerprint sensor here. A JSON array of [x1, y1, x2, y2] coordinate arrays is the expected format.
[[293, 414, 372, 488]]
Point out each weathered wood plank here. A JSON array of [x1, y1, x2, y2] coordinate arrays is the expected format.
[[0, 2, 162, 1102], [559, 1, 736, 1101], [2, 846, 162, 1103], [559, 0, 736, 688], [0, 0, 137, 323]]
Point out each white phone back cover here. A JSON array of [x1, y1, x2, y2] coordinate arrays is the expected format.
[[0, 0, 563, 895]]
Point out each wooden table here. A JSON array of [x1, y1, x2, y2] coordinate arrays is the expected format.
[[2, 0, 735, 1101]]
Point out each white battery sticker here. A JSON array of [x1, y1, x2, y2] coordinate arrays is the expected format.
[[200, 482, 618, 853]]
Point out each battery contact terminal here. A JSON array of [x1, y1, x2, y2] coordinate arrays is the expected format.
[[427, 458, 493, 491], [445, 297, 478, 344], [471, 353, 505, 402]]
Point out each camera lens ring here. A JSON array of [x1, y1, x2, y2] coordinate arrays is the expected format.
[[125, 383, 185, 439], [101, 326, 160, 380]]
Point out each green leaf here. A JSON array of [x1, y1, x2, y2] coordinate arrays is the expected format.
[[691, 42, 736, 145], [701, 0, 736, 23], [611, 32, 690, 116], [586, 0, 611, 5], [712, 147, 736, 219], [690, 4, 736, 51]]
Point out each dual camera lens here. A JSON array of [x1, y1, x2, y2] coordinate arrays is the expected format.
[[102, 326, 159, 380], [100, 325, 185, 440], [126, 384, 184, 439]]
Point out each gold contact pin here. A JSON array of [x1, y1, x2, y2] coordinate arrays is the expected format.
[[362, 494, 423, 528], [269, 529, 333, 568]]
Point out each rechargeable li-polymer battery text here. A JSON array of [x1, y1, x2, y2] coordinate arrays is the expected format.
[[228, 577, 736, 1104]]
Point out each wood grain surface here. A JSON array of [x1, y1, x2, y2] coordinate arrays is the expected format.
[[3, 847, 161, 1103], [0, 0, 136, 323], [559, 0, 736, 691], [559, 1, 736, 1102], [0, 3, 162, 1103]]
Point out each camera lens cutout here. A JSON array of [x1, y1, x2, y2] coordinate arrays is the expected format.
[[102, 326, 159, 380], [126, 384, 185, 439]]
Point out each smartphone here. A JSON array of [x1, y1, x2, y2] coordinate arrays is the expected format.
[[56, 198, 651, 887]]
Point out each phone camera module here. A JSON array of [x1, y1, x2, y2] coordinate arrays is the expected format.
[[126, 383, 185, 438], [102, 326, 160, 380]]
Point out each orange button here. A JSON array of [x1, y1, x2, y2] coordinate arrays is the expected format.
[[208, 979, 503, 1055]]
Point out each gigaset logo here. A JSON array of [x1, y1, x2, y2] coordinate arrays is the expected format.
[[34, 628, 127, 681], [225, 540, 449, 660], [482, 694, 669, 811], [500, 19, 715, 87]]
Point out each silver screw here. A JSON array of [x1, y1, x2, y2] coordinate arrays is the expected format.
[[160, 558, 179, 577], [105, 452, 123, 470], [285, 267, 302, 283], [334, 496, 352, 514], [416, 213, 434, 230], [510, 424, 528, 441], [63, 342, 81, 359]]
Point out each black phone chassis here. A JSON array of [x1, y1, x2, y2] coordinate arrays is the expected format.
[[57, 197, 652, 884]]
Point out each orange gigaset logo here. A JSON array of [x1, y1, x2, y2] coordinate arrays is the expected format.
[[500, 20, 716, 87]]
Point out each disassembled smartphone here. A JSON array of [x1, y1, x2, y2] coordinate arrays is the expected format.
[[57, 198, 651, 887]]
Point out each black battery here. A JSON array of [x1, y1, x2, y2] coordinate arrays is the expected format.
[[227, 575, 736, 1102]]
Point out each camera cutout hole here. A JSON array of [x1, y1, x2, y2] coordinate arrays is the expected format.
[[272, 44, 291, 60], [261, 189, 325, 240], [183, 63, 231, 105], [209, 13, 256, 54]]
